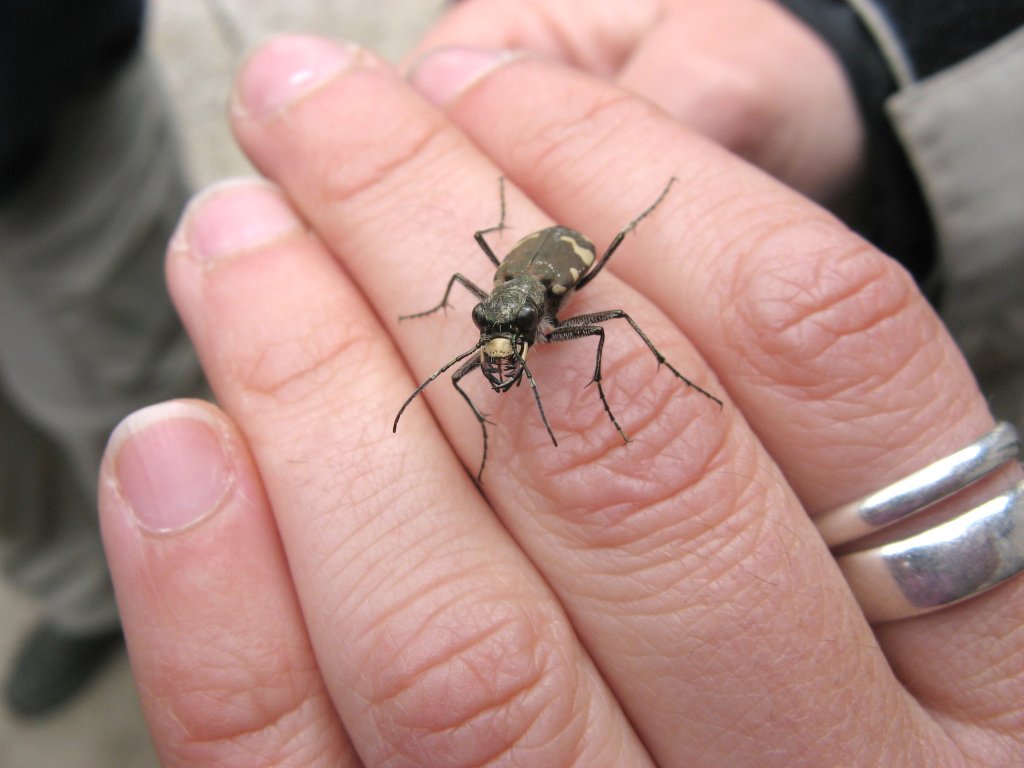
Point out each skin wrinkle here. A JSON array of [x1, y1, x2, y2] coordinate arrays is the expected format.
[[712, 228, 966, 512], [503, 311, 717, 493], [683, 649, 862, 768], [571, 520, 776, 640], [527, 425, 711, 535], [751, 246, 901, 337], [352, 552, 518, 660], [324, 521, 497, 641], [539, 437, 750, 577], [795, 336, 972, 486], [530, 358, 704, 490], [412, 661, 550, 759], [177, 694, 337, 767], [191, 226, 385, 410], [259, 62, 457, 219], [256, 380, 392, 479], [365, 610, 539, 711], [728, 236, 921, 390], [333, 538, 602, 766], [362, 612, 582, 767], [298, 449, 407, 522], [145, 566, 318, 741], [313, 519, 424, 631], [532, 475, 843, 765], [553, 401, 737, 528], [368, 638, 552, 753], [164, 660, 335, 761], [509, 91, 650, 197], [240, 307, 379, 404], [339, 528, 560, 683]]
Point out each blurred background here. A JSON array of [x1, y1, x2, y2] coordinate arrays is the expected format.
[[0, 2, 443, 765]]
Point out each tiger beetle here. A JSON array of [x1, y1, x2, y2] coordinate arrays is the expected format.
[[393, 177, 722, 481]]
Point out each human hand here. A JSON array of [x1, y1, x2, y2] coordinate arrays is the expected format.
[[98, 36, 1023, 767], [413, 0, 864, 203]]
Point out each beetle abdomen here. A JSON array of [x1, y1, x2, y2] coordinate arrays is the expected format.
[[495, 227, 596, 296]]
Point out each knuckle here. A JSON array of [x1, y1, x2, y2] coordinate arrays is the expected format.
[[236, 305, 378, 405], [512, 89, 657, 187], [512, 317, 724, 517], [724, 218, 927, 400], [355, 580, 586, 765], [152, 644, 335, 765], [312, 101, 456, 216]]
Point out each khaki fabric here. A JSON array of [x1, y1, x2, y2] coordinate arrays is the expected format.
[[0, 52, 203, 633], [887, 26, 1024, 432]]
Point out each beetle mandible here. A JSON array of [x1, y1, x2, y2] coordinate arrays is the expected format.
[[393, 177, 722, 481]]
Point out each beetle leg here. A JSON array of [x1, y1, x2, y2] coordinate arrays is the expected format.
[[473, 176, 508, 268], [545, 322, 630, 442], [513, 347, 558, 450], [452, 355, 493, 482], [398, 273, 488, 320], [575, 177, 677, 291], [393, 341, 483, 433], [556, 309, 722, 408]]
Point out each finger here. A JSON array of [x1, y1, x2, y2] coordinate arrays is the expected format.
[[414, 0, 861, 199], [98, 400, 357, 767], [165, 172, 650, 766], [410, 0, 659, 74], [229, 36, 939, 767], [410, 48, 1024, 756]]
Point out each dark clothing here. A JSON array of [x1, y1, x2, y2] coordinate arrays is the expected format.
[[0, 3, 202, 632], [872, 1, 1024, 78], [0, 0, 145, 197], [776, 0, 1024, 297]]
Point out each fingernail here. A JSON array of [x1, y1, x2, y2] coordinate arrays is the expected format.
[[233, 35, 363, 119], [409, 46, 522, 106], [110, 402, 234, 534], [173, 179, 302, 264]]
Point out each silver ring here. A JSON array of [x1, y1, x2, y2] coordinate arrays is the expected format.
[[815, 422, 1021, 547], [836, 479, 1024, 622]]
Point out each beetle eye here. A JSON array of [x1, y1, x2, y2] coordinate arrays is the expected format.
[[516, 305, 538, 332], [471, 303, 487, 329]]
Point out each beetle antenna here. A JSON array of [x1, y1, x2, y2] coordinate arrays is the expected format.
[[394, 341, 484, 432]]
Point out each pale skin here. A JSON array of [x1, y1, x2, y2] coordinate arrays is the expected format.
[[98, 2, 1023, 766]]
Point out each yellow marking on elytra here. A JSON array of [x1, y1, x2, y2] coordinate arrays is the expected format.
[[560, 235, 595, 266], [551, 284, 568, 295], [569, 267, 580, 282]]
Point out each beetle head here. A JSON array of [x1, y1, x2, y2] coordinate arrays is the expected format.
[[472, 295, 540, 391]]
